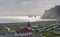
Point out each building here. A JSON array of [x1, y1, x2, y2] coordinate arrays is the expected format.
[[14, 21, 32, 37], [31, 25, 39, 31], [55, 31, 60, 37]]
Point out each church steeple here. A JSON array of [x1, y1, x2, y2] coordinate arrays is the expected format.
[[27, 21, 31, 27], [26, 21, 31, 30]]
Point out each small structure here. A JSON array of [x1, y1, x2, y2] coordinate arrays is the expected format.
[[55, 31, 60, 37], [31, 26, 39, 30], [31, 25, 43, 32], [14, 21, 32, 37]]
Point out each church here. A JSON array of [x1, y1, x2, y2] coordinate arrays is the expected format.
[[14, 21, 32, 37]]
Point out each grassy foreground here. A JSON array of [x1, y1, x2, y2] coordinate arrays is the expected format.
[[0, 21, 60, 37]]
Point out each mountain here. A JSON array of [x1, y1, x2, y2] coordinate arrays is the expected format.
[[41, 5, 60, 19]]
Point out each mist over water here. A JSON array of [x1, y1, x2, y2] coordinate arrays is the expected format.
[[0, 16, 56, 23]]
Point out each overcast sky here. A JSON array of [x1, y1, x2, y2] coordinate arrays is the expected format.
[[0, 0, 59, 23], [0, 0, 59, 16]]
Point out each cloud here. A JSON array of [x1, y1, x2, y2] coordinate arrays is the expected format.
[[0, 0, 58, 16]]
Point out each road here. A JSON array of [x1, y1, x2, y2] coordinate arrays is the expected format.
[[0, 34, 14, 37], [0, 34, 45, 37]]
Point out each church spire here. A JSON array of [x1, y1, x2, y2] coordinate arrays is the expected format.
[[27, 21, 31, 27]]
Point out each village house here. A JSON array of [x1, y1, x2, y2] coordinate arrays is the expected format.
[[55, 31, 60, 37]]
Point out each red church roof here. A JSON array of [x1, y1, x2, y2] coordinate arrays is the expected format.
[[16, 28, 32, 33], [16, 21, 32, 33]]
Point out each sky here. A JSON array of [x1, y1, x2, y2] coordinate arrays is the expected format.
[[0, 0, 59, 16], [0, 0, 59, 23]]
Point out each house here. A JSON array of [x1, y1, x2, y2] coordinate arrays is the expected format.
[[31, 26, 39, 31], [55, 31, 60, 37], [31, 25, 44, 32], [14, 21, 32, 37]]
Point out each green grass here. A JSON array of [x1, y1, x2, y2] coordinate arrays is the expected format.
[[0, 21, 60, 37], [34, 21, 60, 26], [32, 30, 56, 37]]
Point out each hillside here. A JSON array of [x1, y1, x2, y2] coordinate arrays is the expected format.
[[41, 5, 60, 19]]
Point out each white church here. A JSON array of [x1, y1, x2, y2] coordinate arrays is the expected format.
[[14, 22, 32, 37]]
